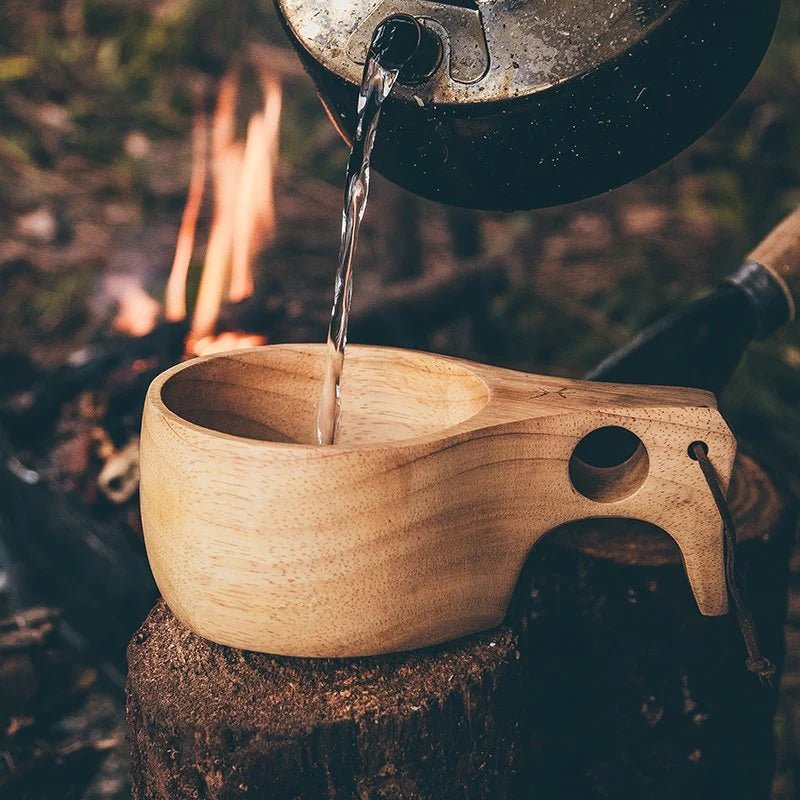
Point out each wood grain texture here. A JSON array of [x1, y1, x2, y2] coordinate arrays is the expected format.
[[139, 344, 737, 657], [553, 451, 784, 566], [748, 203, 800, 319]]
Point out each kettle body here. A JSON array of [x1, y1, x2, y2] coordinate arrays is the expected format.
[[275, 0, 780, 211]]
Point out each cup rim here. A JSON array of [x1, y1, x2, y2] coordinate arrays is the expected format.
[[145, 343, 492, 454]]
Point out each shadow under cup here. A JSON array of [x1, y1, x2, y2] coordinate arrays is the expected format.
[[158, 344, 490, 446]]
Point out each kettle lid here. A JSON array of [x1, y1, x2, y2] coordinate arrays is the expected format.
[[278, 0, 687, 105]]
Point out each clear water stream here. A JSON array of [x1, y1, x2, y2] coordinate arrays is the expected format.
[[315, 20, 419, 445]]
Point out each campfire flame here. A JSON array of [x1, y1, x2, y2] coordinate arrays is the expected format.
[[190, 68, 241, 343], [230, 74, 282, 304], [114, 64, 281, 356], [186, 66, 280, 354], [164, 83, 209, 324]]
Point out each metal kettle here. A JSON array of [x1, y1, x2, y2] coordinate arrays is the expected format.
[[275, 0, 780, 211]]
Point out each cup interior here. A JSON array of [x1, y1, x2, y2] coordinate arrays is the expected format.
[[159, 345, 489, 445]]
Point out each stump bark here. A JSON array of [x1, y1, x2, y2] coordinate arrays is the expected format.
[[127, 454, 796, 800]]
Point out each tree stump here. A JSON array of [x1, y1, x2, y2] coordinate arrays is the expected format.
[[127, 454, 795, 799], [127, 615, 522, 799], [513, 452, 796, 799]]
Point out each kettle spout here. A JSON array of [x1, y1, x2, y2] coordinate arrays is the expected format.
[[369, 14, 444, 85], [347, 0, 490, 86]]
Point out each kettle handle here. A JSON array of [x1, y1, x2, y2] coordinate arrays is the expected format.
[[747, 205, 800, 321]]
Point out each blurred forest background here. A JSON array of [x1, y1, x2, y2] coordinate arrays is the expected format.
[[0, 0, 799, 797]]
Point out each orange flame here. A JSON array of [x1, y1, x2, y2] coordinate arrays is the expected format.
[[110, 64, 281, 349], [230, 75, 282, 303], [188, 67, 283, 344], [109, 276, 161, 337], [160, 65, 282, 354], [113, 290, 161, 337], [165, 83, 209, 323]]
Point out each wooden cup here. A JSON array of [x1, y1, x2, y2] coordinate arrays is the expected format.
[[140, 344, 736, 657]]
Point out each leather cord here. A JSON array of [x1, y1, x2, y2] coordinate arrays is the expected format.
[[688, 441, 775, 686]]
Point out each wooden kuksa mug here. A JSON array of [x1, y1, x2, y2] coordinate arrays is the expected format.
[[140, 344, 736, 657]]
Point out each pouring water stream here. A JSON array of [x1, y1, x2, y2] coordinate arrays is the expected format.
[[315, 18, 422, 445]]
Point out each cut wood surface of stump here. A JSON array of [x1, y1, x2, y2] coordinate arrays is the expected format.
[[127, 453, 796, 800], [127, 608, 522, 799]]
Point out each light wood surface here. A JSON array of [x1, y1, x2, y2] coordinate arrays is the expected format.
[[552, 452, 784, 566], [748, 203, 800, 319], [140, 344, 736, 657]]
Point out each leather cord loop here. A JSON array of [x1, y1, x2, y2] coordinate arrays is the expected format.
[[688, 442, 775, 686]]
